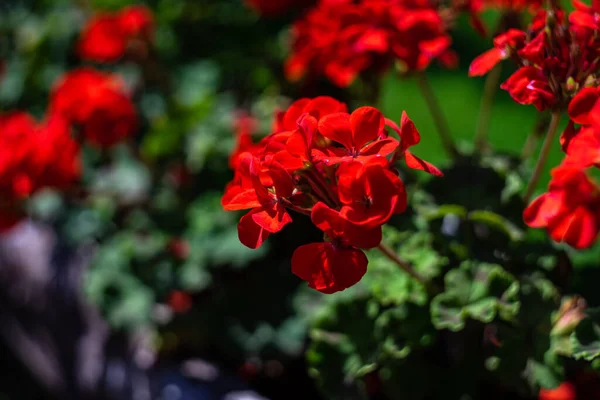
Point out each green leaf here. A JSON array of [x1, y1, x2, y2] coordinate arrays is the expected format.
[[430, 262, 520, 331], [468, 210, 525, 242], [571, 307, 600, 362]]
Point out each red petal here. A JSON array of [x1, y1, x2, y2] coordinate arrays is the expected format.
[[469, 48, 503, 77], [560, 121, 579, 153], [350, 107, 384, 150], [360, 138, 399, 158], [548, 206, 598, 249], [221, 185, 260, 211], [405, 151, 443, 176], [569, 10, 598, 29], [311, 201, 346, 238], [281, 98, 311, 131], [251, 203, 292, 233], [318, 112, 354, 150], [399, 111, 421, 151], [291, 242, 368, 294], [564, 126, 600, 167], [523, 193, 560, 228], [568, 87, 599, 125], [238, 211, 271, 249], [344, 223, 382, 249]]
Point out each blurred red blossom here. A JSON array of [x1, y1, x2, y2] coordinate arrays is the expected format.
[[167, 290, 193, 314], [538, 382, 576, 400], [50, 68, 137, 148], [222, 96, 439, 293], [286, 0, 455, 87], [78, 5, 154, 63], [0, 111, 80, 232]]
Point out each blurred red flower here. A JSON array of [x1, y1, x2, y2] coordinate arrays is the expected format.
[[286, 0, 455, 87], [50, 68, 137, 148], [539, 382, 576, 400], [78, 5, 154, 63]]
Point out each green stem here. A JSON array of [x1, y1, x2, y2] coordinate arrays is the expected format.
[[376, 243, 427, 285], [523, 112, 561, 204], [521, 115, 550, 159], [474, 64, 502, 153], [416, 73, 459, 159]]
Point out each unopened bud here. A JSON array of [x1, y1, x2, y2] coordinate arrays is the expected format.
[[565, 77, 578, 93], [551, 296, 587, 337], [584, 74, 597, 88]]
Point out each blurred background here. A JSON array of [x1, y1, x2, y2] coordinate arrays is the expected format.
[[0, 0, 587, 399]]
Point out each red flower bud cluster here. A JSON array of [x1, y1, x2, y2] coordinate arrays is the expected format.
[[222, 96, 441, 293], [470, 4, 600, 112], [285, 0, 456, 87], [78, 5, 154, 63]]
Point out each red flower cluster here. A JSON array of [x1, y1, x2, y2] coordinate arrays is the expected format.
[[470, 5, 600, 111], [50, 68, 137, 148], [285, 0, 456, 87], [78, 5, 154, 63], [524, 85, 600, 249], [0, 112, 80, 231], [222, 96, 440, 293]]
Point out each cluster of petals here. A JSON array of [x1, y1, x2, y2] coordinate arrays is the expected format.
[[285, 0, 456, 87], [222, 96, 441, 293], [524, 86, 600, 249], [0, 112, 80, 231], [469, 5, 600, 112], [77, 5, 154, 63], [50, 68, 137, 148]]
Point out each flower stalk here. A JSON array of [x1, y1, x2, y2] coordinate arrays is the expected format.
[[523, 112, 561, 203], [416, 73, 459, 159], [474, 64, 502, 153]]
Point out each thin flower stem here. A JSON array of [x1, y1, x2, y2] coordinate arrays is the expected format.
[[376, 243, 427, 285], [474, 64, 502, 153], [304, 167, 338, 207], [416, 73, 459, 159], [523, 112, 561, 204], [521, 115, 550, 159]]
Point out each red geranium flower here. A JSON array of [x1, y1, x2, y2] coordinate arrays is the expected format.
[[286, 0, 454, 87], [312, 106, 398, 165], [291, 202, 381, 294], [337, 158, 406, 227], [524, 161, 600, 249], [50, 68, 137, 148], [500, 66, 556, 112], [470, 7, 600, 112], [222, 97, 440, 293], [78, 5, 154, 63], [222, 153, 294, 249]]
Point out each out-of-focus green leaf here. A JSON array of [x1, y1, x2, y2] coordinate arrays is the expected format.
[[430, 261, 520, 331]]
